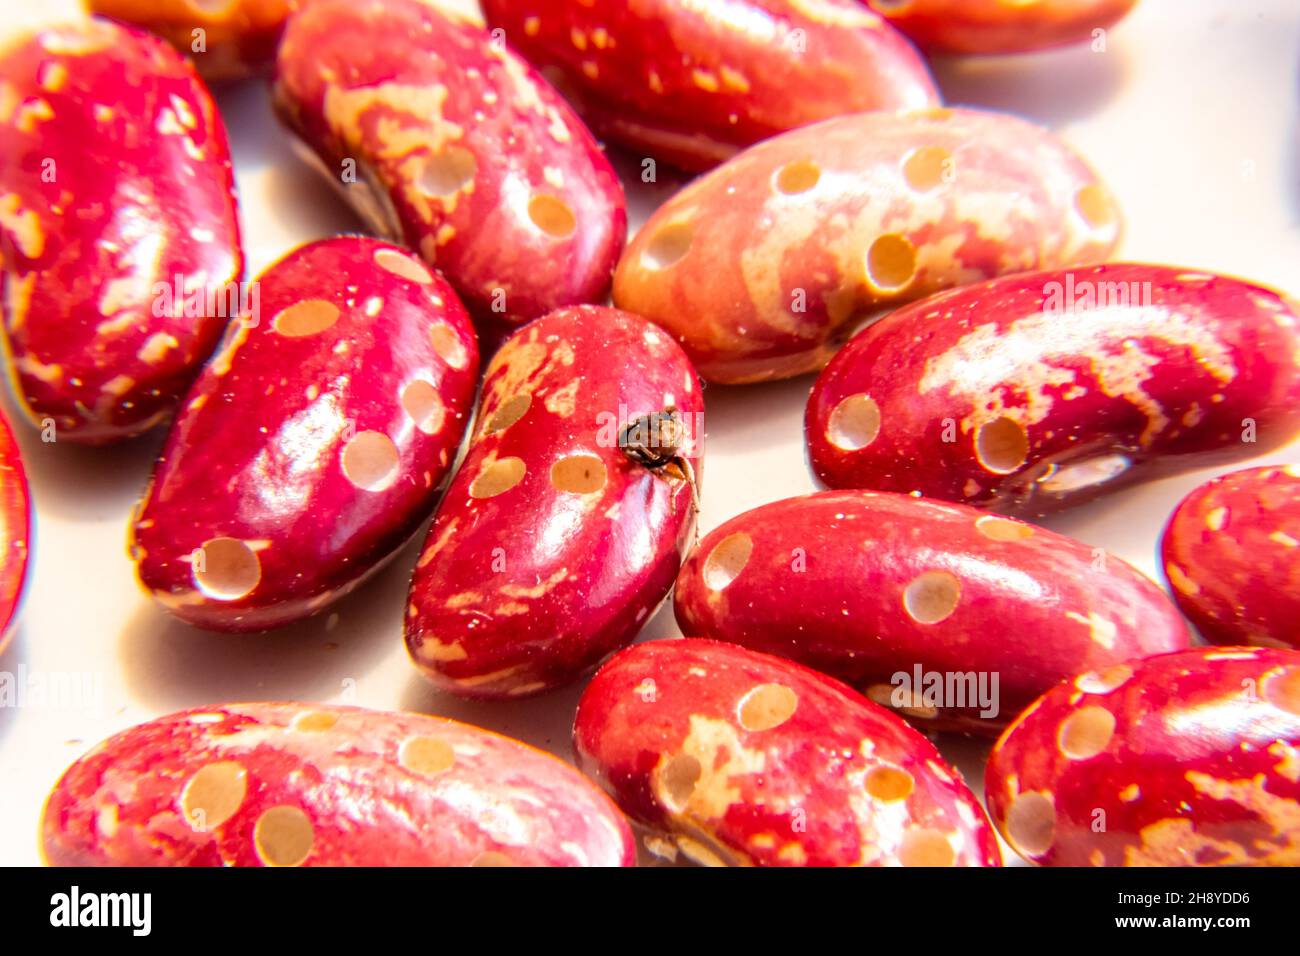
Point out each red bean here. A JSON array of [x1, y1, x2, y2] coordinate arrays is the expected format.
[[808, 264, 1300, 515], [0, 19, 242, 443], [1161, 465, 1300, 649], [985, 647, 1300, 866], [575, 639, 1001, 866], [131, 237, 478, 632], [0, 412, 30, 652], [675, 490, 1190, 734], [482, 0, 938, 172], [406, 306, 703, 698], [863, 0, 1139, 55]]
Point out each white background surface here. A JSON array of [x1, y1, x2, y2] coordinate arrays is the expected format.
[[1, 0, 1298, 866]]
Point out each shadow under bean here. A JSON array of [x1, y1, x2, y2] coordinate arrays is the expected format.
[[116, 528, 427, 712]]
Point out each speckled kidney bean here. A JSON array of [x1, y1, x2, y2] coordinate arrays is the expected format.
[[0, 19, 242, 444], [481, 0, 938, 172], [863, 0, 1138, 55], [808, 264, 1300, 516], [675, 490, 1189, 735], [273, 0, 626, 336], [574, 639, 1001, 866], [42, 702, 635, 866], [131, 237, 478, 632], [406, 305, 703, 699], [1161, 465, 1300, 649], [0, 412, 30, 653], [89, 0, 301, 80], [986, 646, 1300, 866], [614, 107, 1119, 384]]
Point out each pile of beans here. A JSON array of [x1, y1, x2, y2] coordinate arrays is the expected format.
[[3, 0, 1298, 867]]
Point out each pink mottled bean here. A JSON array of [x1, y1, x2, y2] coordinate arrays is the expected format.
[[614, 107, 1119, 383], [90, 0, 302, 81], [273, 0, 627, 338], [986, 647, 1300, 866], [575, 639, 1001, 866], [43, 702, 635, 866]]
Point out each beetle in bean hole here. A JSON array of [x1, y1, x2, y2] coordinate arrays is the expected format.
[[619, 407, 700, 518]]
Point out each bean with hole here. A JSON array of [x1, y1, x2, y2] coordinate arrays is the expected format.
[[273, 0, 626, 337], [42, 702, 634, 866], [574, 639, 1001, 866], [406, 306, 704, 698], [614, 107, 1120, 383], [674, 491, 1190, 734], [985, 647, 1300, 865], [131, 237, 478, 632], [807, 264, 1300, 515]]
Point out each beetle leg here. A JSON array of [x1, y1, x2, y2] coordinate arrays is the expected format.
[[662, 458, 701, 544]]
